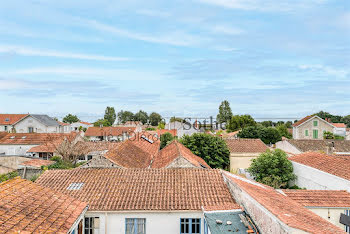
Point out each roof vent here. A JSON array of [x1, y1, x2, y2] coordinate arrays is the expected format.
[[216, 220, 223, 224], [67, 182, 84, 190], [22, 136, 26, 139], [10, 136, 15, 139]]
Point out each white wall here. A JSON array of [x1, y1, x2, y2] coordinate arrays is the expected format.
[[85, 211, 207, 234], [275, 141, 302, 154], [292, 162, 350, 192], [308, 207, 350, 230], [14, 116, 59, 133], [0, 144, 37, 155]]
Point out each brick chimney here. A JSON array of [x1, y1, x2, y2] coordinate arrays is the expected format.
[[326, 141, 335, 155]]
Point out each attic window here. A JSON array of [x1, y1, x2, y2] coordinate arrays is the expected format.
[[10, 136, 15, 139], [67, 182, 84, 190], [5, 118, 9, 122], [141, 135, 153, 144]]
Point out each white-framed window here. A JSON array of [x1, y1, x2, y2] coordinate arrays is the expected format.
[[180, 218, 201, 234], [126, 218, 146, 234], [84, 217, 100, 234]]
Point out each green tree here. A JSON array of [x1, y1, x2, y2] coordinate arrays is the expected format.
[[216, 100, 233, 124], [315, 111, 342, 123], [323, 131, 345, 140], [247, 149, 296, 188], [227, 115, 256, 132], [260, 121, 273, 127], [285, 121, 293, 128], [341, 115, 350, 128], [62, 114, 80, 124], [134, 110, 149, 124], [158, 121, 165, 129], [276, 124, 292, 139], [238, 126, 281, 144], [180, 133, 230, 169], [160, 132, 174, 149], [149, 112, 162, 126], [104, 106, 116, 126], [117, 110, 134, 124], [94, 119, 111, 127], [170, 117, 184, 123]]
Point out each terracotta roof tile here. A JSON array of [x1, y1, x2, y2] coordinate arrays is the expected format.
[[282, 190, 350, 207], [36, 168, 238, 211], [0, 133, 73, 145], [332, 123, 346, 128], [157, 129, 177, 137], [223, 172, 345, 234], [104, 140, 153, 168], [0, 114, 28, 125], [225, 139, 268, 153], [286, 139, 350, 153], [289, 152, 350, 180], [0, 132, 8, 140], [79, 121, 92, 125], [21, 159, 55, 168], [85, 126, 135, 137], [128, 132, 160, 156], [293, 116, 313, 127], [151, 141, 210, 168], [0, 177, 87, 233]]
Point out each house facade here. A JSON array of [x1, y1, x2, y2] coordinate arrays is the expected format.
[[293, 115, 346, 139], [13, 114, 63, 133], [0, 114, 28, 132], [70, 121, 93, 132]]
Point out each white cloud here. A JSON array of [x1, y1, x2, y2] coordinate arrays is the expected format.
[[0, 79, 28, 90], [83, 20, 204, 46], [299, 64, 349, 79], [0, 45, 129, 61], [209, 25, 244, 35]]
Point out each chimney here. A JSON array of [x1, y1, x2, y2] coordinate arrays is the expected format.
[[326, 141, 335, 155]]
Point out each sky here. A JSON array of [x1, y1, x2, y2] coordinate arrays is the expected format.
[[0, 0, 349, 122]]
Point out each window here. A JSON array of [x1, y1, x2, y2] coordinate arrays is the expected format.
[[5, 118, 9, 122], [305, 130, 308, 136], [67, 182, 84, 190], [126, 218, 146, 234], [28, 127, 34, 133], [84, 217, 99, 234], [313, 129, 318, 139], [180, 218, 200, 234], [313, 120, 318, 127]]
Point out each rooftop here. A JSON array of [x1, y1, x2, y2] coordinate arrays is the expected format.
[[286, 139, 350, 153], [20, 158, 55, 168], [85, 126, 135, 137], [225, 138, 268, 153], [292, 115, 313, 127], [282, 189, 350, 207], [289, 151, 350, 181], [151, 140, 210, 168], [0, 133, 72, 145], [0, 114, 28, 125], [223, 172, 345, 234], [0, 177, 87, 233], [30, 114, 60, 126], [35, 168, 239, 211]]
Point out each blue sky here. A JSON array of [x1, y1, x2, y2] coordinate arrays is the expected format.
[[0, 0, 349, 122]]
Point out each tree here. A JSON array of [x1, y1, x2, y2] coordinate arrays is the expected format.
[[276, 124, 292, 139], [160, 132, 174, 149], [117, 110, 134, 124], [134, 110, 149, 124], [94, 119, 110, 127], [247, 149, 296, 188], [63, 114, 80, 123], [323, 131, 345, 140], [180, 133, 230, 169], [104, 106, 116, 126], [227, 115, 256, 132], [238, 126, 281, 144], [216, 100, 233, 124], [149, 112, 162, 126], [158, 121, 165, 129], [170, 117, 184, 123], [260, 121, 273, 127], [341, 115, 350, 128], [285, 121, 293, 128], [315, 111, 342, 123]]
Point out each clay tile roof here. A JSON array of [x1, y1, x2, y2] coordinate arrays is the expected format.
[[225, 139, 268, 153], [0, 133, 72, 145], [157, 129, 177, 137], [35, 168, 239, 211], [289, 152, 350, 181], [286, 139, 350, 153], [282, 190, 350, 207], [21, 159, 55, 168], [57, 121, 70, 126], [128, 132, 160, 156], [0, 114, 28, 125], [151, 141, 210, 168], [0, 177, 87, 233], [85, 126, 135, 137], [332, 123, 346, 128], [104, 140, 153, 168], [223, 172, 345, 234], [80, 121, 92, 125], [292, 115, 313, 127], [0, 132, 8, 140]]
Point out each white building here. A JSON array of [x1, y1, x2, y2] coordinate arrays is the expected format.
[[165, 121, 201, 138], [0, 114, 28, 132], [289, 152, 350, 192], [13, 114, 62, 133], [70, 121, 93, 132]]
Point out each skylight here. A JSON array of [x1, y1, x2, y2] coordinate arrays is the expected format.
[[67, 182, 84, 190], [22, 136, 26, 139], [10, 136, 15, 139], [5, 118, 9, 122], [141, 135, 154, 144]]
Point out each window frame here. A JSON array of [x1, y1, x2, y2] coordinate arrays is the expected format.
[[180, 218, 201, 234], [125, 218, 146, 234], [84, 217, 99, 234], [313, 120, 318, 127], [305, 129, 308, 136], [313, 129, 318, 139]]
